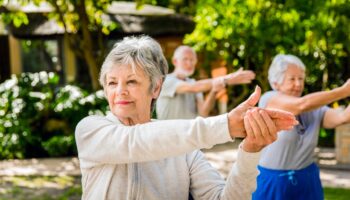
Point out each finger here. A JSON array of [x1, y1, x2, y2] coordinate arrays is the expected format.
[[250, 108, 270, 139], [275, 120, 297, 131], [260, 110, 278, 141], [250, 71, 256, 78], [239, 81, 252, 85], [241, 73, 255, 79], [244, 113, 255, 139], [239, 71, 253, 77], [240, 79, 254, 84], [245, 73, 256, 80], [243, 85, 261, 107], [265, 108, 298, 123], [243, 70, 254, 75], [246, 110, 263, 139]]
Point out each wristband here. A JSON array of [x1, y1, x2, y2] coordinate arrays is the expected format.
[[223, 77, 228, 86]]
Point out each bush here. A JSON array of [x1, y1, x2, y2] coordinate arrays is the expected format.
[[0, 72, 108, 159], [42, 135, 76, 157]]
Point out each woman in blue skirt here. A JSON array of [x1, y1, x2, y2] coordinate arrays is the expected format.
[[253, 54, 350, 200]]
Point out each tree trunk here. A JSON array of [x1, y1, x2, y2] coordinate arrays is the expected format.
[[77, 0, 100, 90], [258, 50, 271, 92]]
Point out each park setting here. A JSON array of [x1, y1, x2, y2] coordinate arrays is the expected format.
[[0, 0, 350, 199]]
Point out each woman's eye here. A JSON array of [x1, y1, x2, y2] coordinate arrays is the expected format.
[[127, 80, 137, 84], [108, 82, 117, 86]]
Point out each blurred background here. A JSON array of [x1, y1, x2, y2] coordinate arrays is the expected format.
[[0, 0, 349, 199]]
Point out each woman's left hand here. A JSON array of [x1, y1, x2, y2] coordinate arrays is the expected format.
[[242, 108, 281, 152]]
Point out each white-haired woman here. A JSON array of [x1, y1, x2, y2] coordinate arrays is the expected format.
[[75, 36, 297, 200], [252, 54, 350, 200]]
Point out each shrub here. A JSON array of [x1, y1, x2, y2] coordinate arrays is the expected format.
[[0, 72, 108, 159]]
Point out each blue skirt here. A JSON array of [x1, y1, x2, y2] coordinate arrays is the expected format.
[[252, 163, 323, 200]]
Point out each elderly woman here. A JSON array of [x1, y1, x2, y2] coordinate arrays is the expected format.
[[75, 36, 297, 200], [252, 54, 350, 200]]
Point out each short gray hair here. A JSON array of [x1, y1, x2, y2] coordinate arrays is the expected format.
[[172, 45, 197, 61], [99, 35, 169, 91], [268, 54, 306, 90]]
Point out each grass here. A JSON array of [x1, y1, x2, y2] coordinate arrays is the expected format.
[[324, 187, 350, 200], [0, 175, 81, 200], [0, 176, 349, 199]]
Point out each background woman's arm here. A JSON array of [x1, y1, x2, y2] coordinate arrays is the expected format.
[[323, 105, 350, 129], [266, 79, 350, 115]]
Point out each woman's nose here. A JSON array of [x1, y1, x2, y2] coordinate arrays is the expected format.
[[116, 83, 128, 95]]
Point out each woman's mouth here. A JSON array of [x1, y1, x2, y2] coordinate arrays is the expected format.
[[116, 100, 131, 105]]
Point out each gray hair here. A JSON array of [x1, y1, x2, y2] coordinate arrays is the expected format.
[[172, 45, 197, 61], [268, 54, 306, 90], [99, 35, 168, 91]]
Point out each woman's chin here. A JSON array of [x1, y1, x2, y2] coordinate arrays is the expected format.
[[113, 110, 132, 119]]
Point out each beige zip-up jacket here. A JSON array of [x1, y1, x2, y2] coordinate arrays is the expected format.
[[75, 113, 261, 200]]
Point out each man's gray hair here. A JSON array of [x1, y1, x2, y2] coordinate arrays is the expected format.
[[268, 54, 306, 90], [99, 35, 169, 91], [172, 45, 197, 61]]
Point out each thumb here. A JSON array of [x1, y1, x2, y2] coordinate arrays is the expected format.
[[237, 67, 243, 72], [244, 85, 261, 107]]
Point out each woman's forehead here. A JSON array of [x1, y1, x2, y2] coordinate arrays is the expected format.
[[107, 65, 146, 78]]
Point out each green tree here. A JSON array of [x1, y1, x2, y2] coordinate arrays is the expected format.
[[0, 0, 197, 90], [0, 0, 169, 90], [1, 0, 119, 90], [185, 0, 350, 107]]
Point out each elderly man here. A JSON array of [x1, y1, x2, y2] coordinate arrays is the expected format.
[[156, 45, 256, 119]]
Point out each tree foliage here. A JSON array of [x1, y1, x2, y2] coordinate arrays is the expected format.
[[185, 0, 350, 107], [0, 0, 199, 90], [1, 0, 153, 90], [0, 71, 108, 159]]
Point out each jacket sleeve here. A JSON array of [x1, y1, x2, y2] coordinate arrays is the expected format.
[[75, 114, 233, 168], [188, 146, 260, 200]]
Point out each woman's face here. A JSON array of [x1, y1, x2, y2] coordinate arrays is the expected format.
[[275, 64, 305, 97], [104, 65, 160, 124]]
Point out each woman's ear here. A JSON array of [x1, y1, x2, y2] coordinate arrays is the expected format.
[[152, 79, 163, 99], [103, 87, 108, 97]]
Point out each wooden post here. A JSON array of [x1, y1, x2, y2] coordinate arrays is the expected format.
[[63, 35, 76, 83], [9, 34, 22, 75], [335, 123, 350, 164], [211, 59, 228, 114]]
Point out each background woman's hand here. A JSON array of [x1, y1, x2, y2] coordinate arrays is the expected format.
[[340, 78, 350, 95]]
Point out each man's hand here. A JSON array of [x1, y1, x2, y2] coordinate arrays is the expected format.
[[224, 67, 256, 85], [211, 76, 226, 93]]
